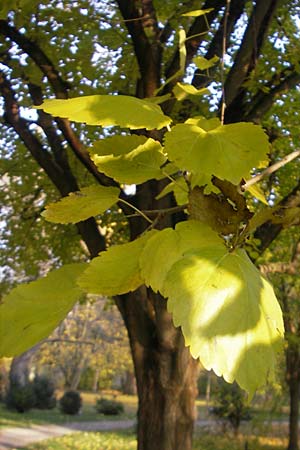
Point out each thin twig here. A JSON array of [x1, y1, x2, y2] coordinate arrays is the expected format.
[[220, 0, 231, 124], [242, 149, 300, 191], [119, 198, 153, 224]]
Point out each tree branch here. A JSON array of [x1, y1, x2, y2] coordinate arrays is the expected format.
[[223, 0, 279, 112], [0, 71, 105, 257], [164, 0, 226, 89], [192, 0, 246, 89], [245, 70, 300, 122], [116, 0, 162, 97], [255, 182, 300, 253], [1, 20, 114, 187]]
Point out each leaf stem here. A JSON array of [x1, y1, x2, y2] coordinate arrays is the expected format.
[[119, 198, 153, 224], [242, 149, 300, 191]]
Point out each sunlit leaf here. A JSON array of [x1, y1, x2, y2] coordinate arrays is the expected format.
[[247, 184, 268, 205], [193, 55, 219, 70], [140, 221, 222, 293], [182, 8, 214, 17], [162, 247, 284, 396], [42, 185, 120, 224], [179, 28, 187, 74], [78, 230, 157, 296], [173, 82, 209, 101], [164, 122, 270, 186], [0, 264, 86, 357], [90, 136, 166, 184], [35, 95, 172, 130]]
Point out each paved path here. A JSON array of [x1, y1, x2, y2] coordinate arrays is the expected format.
[[0, 420, 136, 449], [0, 418, 288, 449]]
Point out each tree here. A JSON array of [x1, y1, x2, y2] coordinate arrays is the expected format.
[[33, 297, 133, 391], [1, 2, 300, 450]]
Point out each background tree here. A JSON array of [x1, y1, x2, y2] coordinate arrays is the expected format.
[[1, 2, 300, 450], [33, 297, 133, 392]]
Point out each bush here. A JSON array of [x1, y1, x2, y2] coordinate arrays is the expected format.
[[95, 397, 124, 415], [211, 381, 251, 434], [6, 383, 36, 413], [59, 390, 82, 415], [33, 375, 56, 409]]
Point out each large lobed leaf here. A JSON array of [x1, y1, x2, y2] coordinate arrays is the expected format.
[[36, 95, 172, 130], [140, 221, 284, 396], [164, 122, 269, 187], [42, 185, 120, 224], [163, 248, 283, 397], [90, 135, 167, 184], [0, 264, 86, 357]]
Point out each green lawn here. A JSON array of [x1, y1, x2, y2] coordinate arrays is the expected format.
[[0, 392, 137, 429], [20, 430, 287, 450]]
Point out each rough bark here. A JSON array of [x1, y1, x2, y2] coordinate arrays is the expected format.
[[286, 339, 300, 450], [117, 288, 198, 450]]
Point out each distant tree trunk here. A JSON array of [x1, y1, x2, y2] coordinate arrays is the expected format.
[[70, 357, 88, 391], [9, 346, 39, 386], [117, 288, 198, 450], [122, 370, 137, 395], [92, 368, 100, 392], [286, 341, 300, 450]]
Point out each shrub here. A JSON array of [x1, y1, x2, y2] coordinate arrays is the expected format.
[[33, 375, 56, 409], [59, 390, 82, 415], [95, 397, 124, 415], [211, 381, 251, 434], [5, 383, 36, 413]]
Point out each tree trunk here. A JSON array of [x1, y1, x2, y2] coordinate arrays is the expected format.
[[9, 345, 39, 386], [122, 370, 137, 395], [286, 342, 300, 450], [92, 368, 100, 392], [117, 287, 199, 450]]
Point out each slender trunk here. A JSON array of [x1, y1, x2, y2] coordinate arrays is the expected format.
[[92, 368, 100, 392], [288, 377, 300, 450], [286, 342, 300, 450], [70, 357, 88, 391], [117, 288, 198, 450]]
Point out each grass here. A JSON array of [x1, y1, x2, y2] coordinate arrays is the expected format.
[[0, 392, 137, 429], [19, 430, 287, 450]]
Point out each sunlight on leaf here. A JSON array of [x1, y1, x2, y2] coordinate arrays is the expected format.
[[140, 221, 222, 293], [193, 55, 219, 70], [35, 95, 172, 130], [162, 248, 284, 396], [90, 136, 166, 184], [42, 185, 120, 224], [0, 264, 87, 357], [156, 176, 189, 205], [181, 8, 214, 17], [173, 82, 210, 101], [164, 122, 269, 187], [247, 184, 268, 205]]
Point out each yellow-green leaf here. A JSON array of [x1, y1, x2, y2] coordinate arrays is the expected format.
[[156, 177, 189, 205], [164, 122, 270, 186], [247, 184, 268, 205], [78, 230, 157, 296], [173, 83, 209, 101], [162, 248, 284, 396], [0, 264, 86, 357], [193, 55, 219, 70], [42, 185, 120, 224], [140, 221, 222, 293], [90, 136, 166, 184], [35, 95, 172, 130], [182, 8, 214, 17]]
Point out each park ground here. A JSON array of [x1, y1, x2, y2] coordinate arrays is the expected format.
[[0, 392, 291, 450]]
